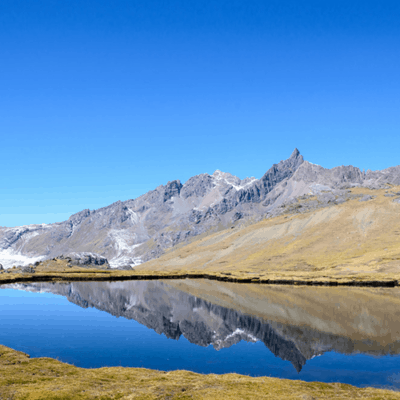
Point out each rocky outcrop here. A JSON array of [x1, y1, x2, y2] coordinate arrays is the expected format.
[[59, 253, 110, 268], [365, 166, 400, 187], [163, 180, 183, 202], [68, 209, 91, 226], [20, 266, 35, 273], [4, 265, 36, 274], [114, 264, 134, 271], [257, 148, 305, 198], [360, 194, 374, 202], [180, 174, 215, 199]]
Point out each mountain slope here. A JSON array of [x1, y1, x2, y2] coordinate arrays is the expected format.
[[1, 149, 400, 269], [137, 186, 400, 281]]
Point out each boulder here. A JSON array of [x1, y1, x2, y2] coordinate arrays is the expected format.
[[231, 212, 243, 223], [318, 193, 336, 204], [115, 265, 133, 271], [359, 195, 373, 202], [21, 266, 35, 274], [0, 264, 3, 271]]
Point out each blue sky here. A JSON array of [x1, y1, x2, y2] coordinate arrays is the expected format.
[[1, 0, 400, 227]]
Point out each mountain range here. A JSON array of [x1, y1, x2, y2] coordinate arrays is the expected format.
[[1, 148, 400, 269]]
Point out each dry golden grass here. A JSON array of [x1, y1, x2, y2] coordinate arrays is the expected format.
[[1, 345, 399, 400], [135, 186, 400, 284]]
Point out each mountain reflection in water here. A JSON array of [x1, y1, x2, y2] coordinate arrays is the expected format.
[[7, 280, 400, 374]]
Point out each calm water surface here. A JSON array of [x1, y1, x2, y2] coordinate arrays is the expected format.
[[1, 280, 400, 390]]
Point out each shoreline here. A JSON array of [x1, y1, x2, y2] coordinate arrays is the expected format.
[[0, 270, 399, 287]]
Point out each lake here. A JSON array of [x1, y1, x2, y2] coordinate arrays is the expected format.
[[1, 279, 400, 390]]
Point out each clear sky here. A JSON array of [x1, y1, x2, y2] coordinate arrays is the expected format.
[[1, 0, 400, 227]]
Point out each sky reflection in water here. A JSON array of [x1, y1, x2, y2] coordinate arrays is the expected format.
[[0, 281, 399, 390]]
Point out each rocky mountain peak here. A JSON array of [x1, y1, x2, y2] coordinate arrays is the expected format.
[[290, 148, 301, 159], [163, 180, 183, 202], [212, 169, 242, 188], [68, 209, 91, 226], [2, 148, 400, 269], [180, 174, 215, 199]]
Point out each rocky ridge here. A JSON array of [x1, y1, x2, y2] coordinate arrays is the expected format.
[[1, 149, 400, 269]]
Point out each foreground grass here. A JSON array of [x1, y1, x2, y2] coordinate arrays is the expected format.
[[1, 345, 399, 400]]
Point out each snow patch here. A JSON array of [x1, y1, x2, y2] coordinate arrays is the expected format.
[[108, 229, 143, 268], [2, 283, 52, 294], [109, 230, 139, 252], [240, 177, 257, 188], [0, 248, 45, 269], [4, 223, 51, 231], [15, 223, 50, 229], [0, 223, 52, 249], [212, 170, 257, 191], [109, 255, 142, 269], [224, 328, 258, 342], [127, 208, 139, 224], [213, 328, 258, 349], [311, 354, 322, 359]]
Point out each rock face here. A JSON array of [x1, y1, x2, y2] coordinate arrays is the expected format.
[[59, 253, 110, 268], [1, 148, 400, 269], [360, 195, 374, 202], [5, 265, 35, 274], [20, 266, 35, 274], [9, 281, 400, 373]]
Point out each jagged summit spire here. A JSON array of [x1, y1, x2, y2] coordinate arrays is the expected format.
[[290, 148, 301, 159]]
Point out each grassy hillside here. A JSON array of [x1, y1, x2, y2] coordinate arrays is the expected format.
[[135, 186, 400, 283]]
